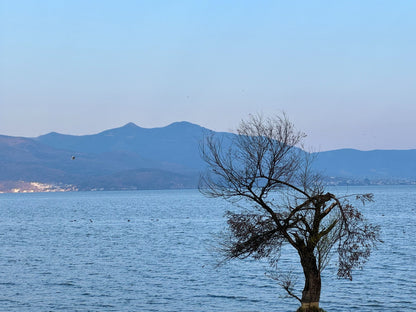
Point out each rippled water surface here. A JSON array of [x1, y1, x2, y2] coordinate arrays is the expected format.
[[0, 186, 415, 311]]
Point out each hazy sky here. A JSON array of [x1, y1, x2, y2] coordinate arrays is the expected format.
[[1, 1, 415, 151]]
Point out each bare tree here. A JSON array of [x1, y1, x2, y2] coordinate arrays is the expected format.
[[199, 114, 380, 312]]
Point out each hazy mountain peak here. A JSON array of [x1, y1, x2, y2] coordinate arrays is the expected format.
[[167, 121, 195, 127], [122, 122, 139, 128], [37, 131, 73, 140], [164, 121, 211, 133], [165, 121, 194, 129], [98, 122, 142, 137]]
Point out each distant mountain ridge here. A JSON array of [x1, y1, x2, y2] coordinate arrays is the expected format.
[[36, 121, 208, 170], [0, 122, 415, 192], [314, 148, 416, 180]]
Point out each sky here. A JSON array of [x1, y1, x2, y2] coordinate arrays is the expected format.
[[1, 0, 415, 151]]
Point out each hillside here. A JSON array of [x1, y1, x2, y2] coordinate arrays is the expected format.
[[36, 121, 209, 171], [313, 149, 416, 182], [0, 122, 415, 192]]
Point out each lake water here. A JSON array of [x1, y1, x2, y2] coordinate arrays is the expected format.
[[0, 186, 415, 312]]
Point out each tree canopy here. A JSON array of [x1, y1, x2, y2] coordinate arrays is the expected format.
[[200, 114, 381, 311]]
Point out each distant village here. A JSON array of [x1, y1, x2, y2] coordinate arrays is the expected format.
[[0, 178, 415, 194], [0, 181, 78, 194], [324, 177, 416, 186]]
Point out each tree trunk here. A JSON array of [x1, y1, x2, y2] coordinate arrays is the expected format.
[[299, 250, 321, 312]]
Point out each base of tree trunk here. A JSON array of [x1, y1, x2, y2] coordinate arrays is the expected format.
[[302, 302, 319, 308], [297, 302, 320, 312]]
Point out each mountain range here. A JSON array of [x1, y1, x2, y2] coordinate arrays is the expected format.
[[0, 122, 415, 192]]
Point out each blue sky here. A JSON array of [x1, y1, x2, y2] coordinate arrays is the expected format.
[[1, 0, 415, 150]]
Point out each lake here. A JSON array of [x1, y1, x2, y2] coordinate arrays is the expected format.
[[0, 186, 415, 311]]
